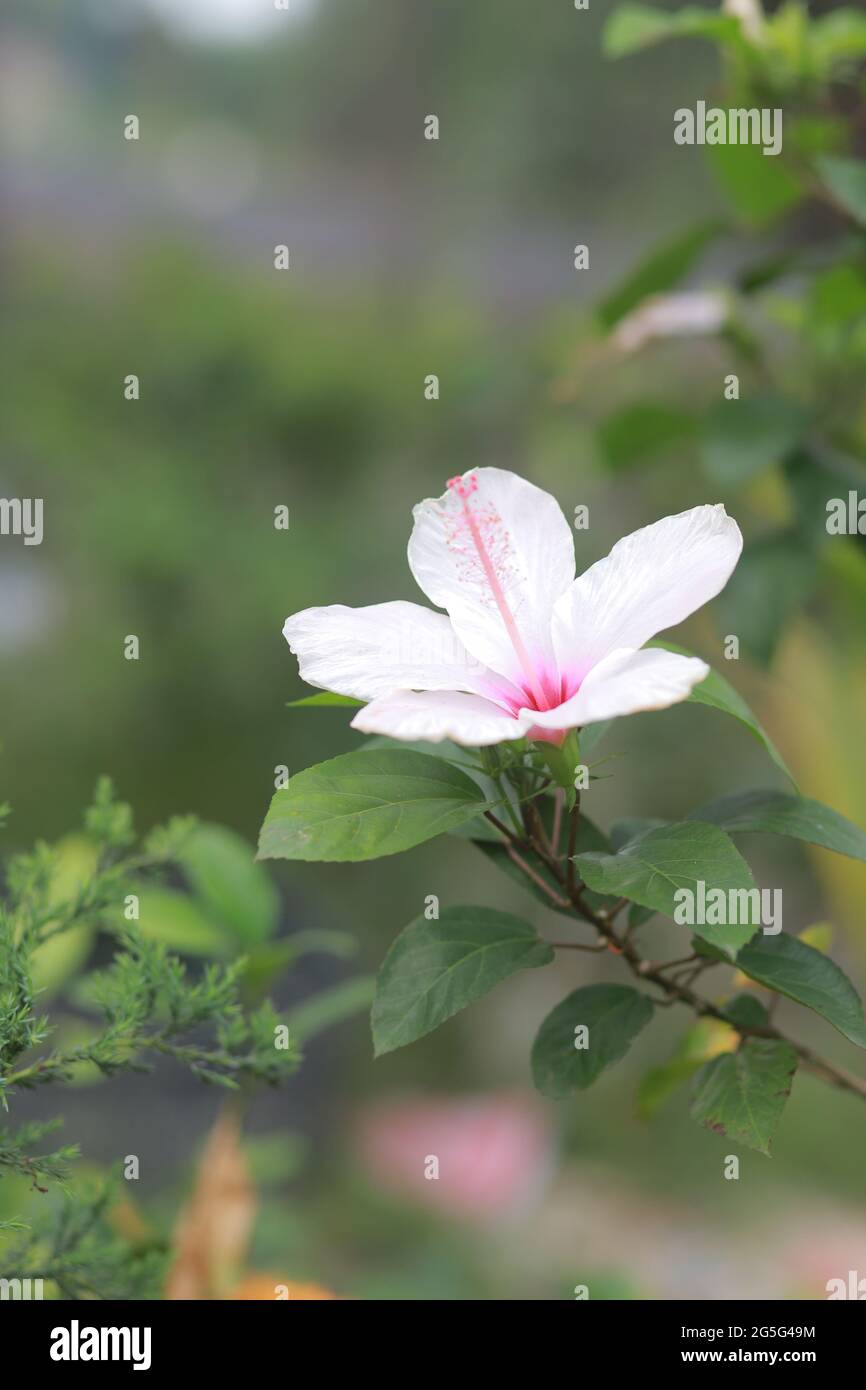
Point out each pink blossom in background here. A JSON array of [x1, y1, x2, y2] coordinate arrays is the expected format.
[[783, 1219, 866, 1299], [356, 1092, 554, 1221]]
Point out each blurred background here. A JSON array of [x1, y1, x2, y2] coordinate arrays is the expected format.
[[2, 0, 866, 1299]]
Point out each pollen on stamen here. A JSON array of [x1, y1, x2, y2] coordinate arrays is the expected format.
[[446, 473, 478, 501]]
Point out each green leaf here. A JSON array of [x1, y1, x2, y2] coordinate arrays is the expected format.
[[286, 692, 364, 707], [240, 931, 358, 994], [689, 789, 866, 863], [531, 984, 654, 1097], [180, 823, 279, 944], [815, 155, 866, 226], [809, 10, 866, 79], [136, 888, 231, 958], [258, 749, 488, 862], [31, 924, 94, 997], [707, 141, 804, 226], [638, 1016, 743, 1119], [808, 265, 866, 333], [629, 901, 656, 931], [638, 1057, 703, 1120], [787, 115, 849, 162], [736, 933, 866, 1048], [723, 992, 770, 1030], [372, 906, 553, 1056], [603, 4, 741, 60], [655, 642, 795, 786], [736, 249, 801, 295], [692, 935, 730, 963], [784, 450, 865, 552], [598, 403, 696, 471], [30, 836, 102, 996], [363, 734, 468, 760], [363, 736, 494, 791], [575, 821, 758, 956], [278, 928, 359, 959], [597, 220, 722, 329], [449, 814, 502, 844], [690, 1038, 798, 1155], [701, 396, 809, 488]]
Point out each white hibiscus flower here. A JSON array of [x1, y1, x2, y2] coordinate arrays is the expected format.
[[283, 469, 742, 747]]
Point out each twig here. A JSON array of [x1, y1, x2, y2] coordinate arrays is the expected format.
[[551, 789, 564, 858], [601, 896, 631, 925], [483, 809, 523, 844], [548, 939, 608, 953], [504, 845, 571, 912], [566, 798, 580, 897], [655, 954, 698, 973]]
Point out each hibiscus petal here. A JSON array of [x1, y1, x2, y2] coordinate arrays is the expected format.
[[283, 602, 502, 702], [552, 504, 742, 680], [526, 647, 709, 730], [351, 689, 529, 746], [407, 468, 575, 694]]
